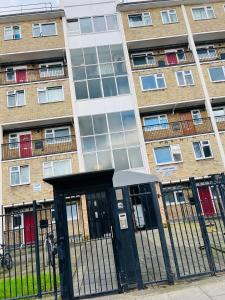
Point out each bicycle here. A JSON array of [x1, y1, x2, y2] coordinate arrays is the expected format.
[[0, 244, 13, 270]]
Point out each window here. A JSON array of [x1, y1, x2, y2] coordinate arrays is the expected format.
[[9, 133, 19, 149], [132, 52, 155, 66], [10, 165, 30, 186], [165, 190, 185, 205], [140, 74, 166, 91], [43, 159, 72, 178], [165, 49, 186, 65], [45, 127, 71, 144], [67, 15, 118, 35], [33, 23, 57, 37], [193, 141, 213, 159], [176, 70, 194, 86], [79, 110, 143, 172], [209, 66, 225, 82], [66, 203, 78, 221], [192, 6, 215, 20], [7, 90, 25, 107], [197, 46, 216, 60], [38, 86, 64, 103], [191, 110, 203, 125], [144, 114, 168, 130], [213, 107, 225, 122], [72, 44, 129, 100], [128, 12, 152, 27], [12, 214, 23, 229], [40, 62, 64, 77], [161, 10, 178, 24], [154, 145, 182, 165], [4, 25, 21, 40]]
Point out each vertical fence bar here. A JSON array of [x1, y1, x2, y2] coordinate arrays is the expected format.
[[33, 201, 42, 298], [189, 178, 216, 275]]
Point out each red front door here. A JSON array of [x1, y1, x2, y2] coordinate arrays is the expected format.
[[198, 186, 215, 217], [180, 112, 196, 135], [166, 53, 178, 65], [16, 69, 27, 83], [20, 134, 32, 158], [24, 212, 35, 244]]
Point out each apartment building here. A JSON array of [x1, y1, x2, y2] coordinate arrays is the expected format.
[[0, 6, 78, 244], [117, 0, 225, 210]]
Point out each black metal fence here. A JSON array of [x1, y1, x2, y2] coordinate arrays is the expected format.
[[0, 201, 59, 300]]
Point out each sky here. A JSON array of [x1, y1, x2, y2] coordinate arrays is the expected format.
[[1, 0, 59, 7]]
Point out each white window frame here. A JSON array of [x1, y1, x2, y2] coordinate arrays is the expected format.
[[140, 73, 166, 91], [39, 62, 64, 77], [192, 6, 216, 21], [191, 110, 203, 125], [131, 52, 155, 67], [192, 140, 213, 160], [4, 25, 22, 40], [154, 144, 183, 165], [143, 114, 169, 131], [128, 12, 152, 28], [166, 190, 186, 205], [8, 131, 31, 149], [7, 90, 26, 108], [6, 65, 27, 82], [37, 86, 64, 104], [45, 127, 71, 144], [208, 66, 225, 83], [175, 70, 195, 87], [160, 9, 178, 24], [12, 213, 24, 230], [66, 203, 79, 221], [32, 22, 57, 37], [196, 45, 217, 60], [43, 159, 72, 178], [165, 48, 186, 63], [10, 165, 30, 186], [213, 107, 225, 122]]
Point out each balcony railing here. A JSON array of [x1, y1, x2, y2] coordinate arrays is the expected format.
[[215, 115, 225, 131], [2, 135, 77, 160], [131, 46, 225, 70], [143, 118, 213, 141], [0, 66, 68, 85]]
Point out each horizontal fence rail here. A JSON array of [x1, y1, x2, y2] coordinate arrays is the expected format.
[[2, 135, 77, 160], [143, 118, 213, 141], [0, 66, 68, 86], [0, 2, 55, 15], [131, 46, 225, 70]]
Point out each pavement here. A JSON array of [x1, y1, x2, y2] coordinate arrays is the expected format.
[[92, 274, 225, 300]]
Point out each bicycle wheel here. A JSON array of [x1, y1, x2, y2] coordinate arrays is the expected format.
[[47, 241, 53, 267], [4, 253, 13, 270]]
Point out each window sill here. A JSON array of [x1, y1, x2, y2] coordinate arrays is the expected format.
[[129, 24, 152, 28], [156, 161, 183, 166], [38, 100, 64, 104], [33, 34, 58, 38], [162, 22, 179, 25], [11, 183, 30, 187], [8, 105, 26, 108], [142, 88, 167, 92], [195, 156, 214, 161]]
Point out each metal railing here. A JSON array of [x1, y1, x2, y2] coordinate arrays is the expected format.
[[143, 118, 213, 141], [2, 135, 77, 160], [0, 2, 56, 16], [131, 46, 225, 70], [0, 66, 68, 86]]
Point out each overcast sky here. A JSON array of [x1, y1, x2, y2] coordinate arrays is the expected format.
[[1, 0, 59, 7]]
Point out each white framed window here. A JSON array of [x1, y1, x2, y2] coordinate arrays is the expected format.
[[140, 73, 166, 91], [9, 133, 19, 149], [165, 49, 186, 65], [213, 107, 225, 122], [66, 203, 79, 221], [161, 9, 178, 24], [131, 52, 155, 66], [191, 110, 203, 125], [128, 12, 152, 27], [154, 145, 182, 165], [43, 159, 72, 178], [176, 70, 194, 86], [4, 25, 21, 40], [193, 141, 213, 160], [144, 114, 168, 131], [192, 6, 215, 20], [12, 214, 23, 229], [40, 62, 64, 77], [45, 127, 71, 144], [7, 90, 25, 107], [165, 190, 185, 205], [32, 23, 57, 37], [10, 165, 30, 186], [208, 66, 225, 82], [197, 45, 216, 60], [38, 86, 64, 104]]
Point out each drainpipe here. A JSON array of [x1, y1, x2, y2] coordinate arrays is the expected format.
[[181, 4, 225, 169], [0, 125, 3, 249]]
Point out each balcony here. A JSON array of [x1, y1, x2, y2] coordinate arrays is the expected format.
[[131, 46, 225, 70], [0, 65, 68, 86], [143, 118, 213, 141], [2, 136, 77, 160]]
